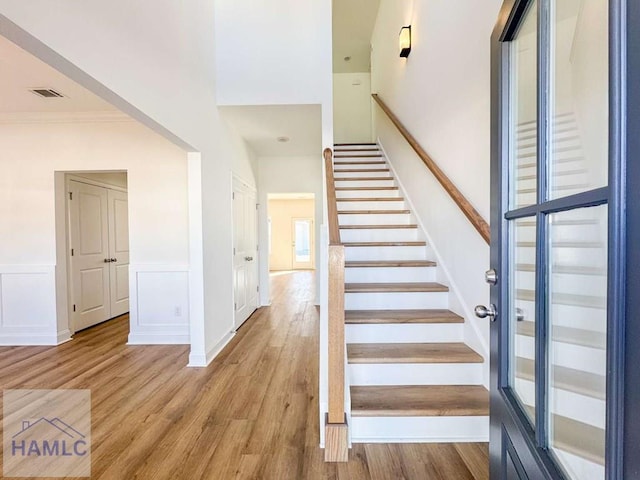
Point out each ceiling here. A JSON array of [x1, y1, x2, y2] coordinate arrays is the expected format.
[[0, 35, 116, 113], [332, 0, 381, 73], [220, 105, 322, 157]]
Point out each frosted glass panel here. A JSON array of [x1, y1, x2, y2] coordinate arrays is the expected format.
[[510, 1, 538, 209], [548, 206, 607, 480], [549, 0, 608, 198], [294, 220, 311, 262]]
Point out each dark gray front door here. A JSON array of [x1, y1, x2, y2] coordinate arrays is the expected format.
[[486, 0, 635, 478]]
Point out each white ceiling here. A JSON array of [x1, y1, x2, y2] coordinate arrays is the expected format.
[[0, 35, 116, 113], [333, 0, 381, 73], [220, 105, 322, 157]]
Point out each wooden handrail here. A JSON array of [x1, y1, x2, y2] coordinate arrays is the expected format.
[[324, 148, 341, 245], [323, 147, 348, 462], [371, 94, 491, 244]]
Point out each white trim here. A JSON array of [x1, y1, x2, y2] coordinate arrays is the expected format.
[[378, 140, 490, 364], [188, 331, 235, 367], [66, 173, 128, 192], [0, 265, 55, 273], [0, 111, 133, 125], [188, 152, 206, 364], [351, 435, 490, 443], [128, 332, 190, 345]]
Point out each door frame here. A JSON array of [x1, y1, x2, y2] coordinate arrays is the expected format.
[[489, 0, 635, 477], [56, 171, 129, 336], [291, 217, 315, 270]]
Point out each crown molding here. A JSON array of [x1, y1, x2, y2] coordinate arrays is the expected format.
[[0, 110, 133, 125]]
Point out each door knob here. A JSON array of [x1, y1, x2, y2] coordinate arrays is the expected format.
[[111, 258, 117, 263], [245, 256, 253, 261], [104, 258, 112, 263], [475, 304, 498, 321]]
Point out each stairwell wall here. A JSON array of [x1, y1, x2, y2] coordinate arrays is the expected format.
[[371, 0, 502, 376]]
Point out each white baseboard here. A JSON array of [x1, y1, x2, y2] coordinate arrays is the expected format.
[[57, 329, 72, 344], [0, 334, 60, 346], [187, 331, 235, 367]]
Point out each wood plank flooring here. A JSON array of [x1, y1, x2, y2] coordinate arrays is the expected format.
[[0, 271, 488, 479]]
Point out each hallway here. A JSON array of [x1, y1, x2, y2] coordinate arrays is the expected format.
[[0, 272, 488, 479]]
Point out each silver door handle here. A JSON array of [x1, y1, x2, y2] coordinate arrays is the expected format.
[[111, 258, 117, 263], [475, 304, 498, 321], [104, 258, 112, 263], [245, 256, 253, 261], [485, 269, 498, 285]]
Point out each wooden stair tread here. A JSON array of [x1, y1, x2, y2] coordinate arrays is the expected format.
[[516, 357, 605, 400], [516, 289, 606, 309], [345, 260, 435, 267], [516, 263, 606, 276], [337, 197, 404, 202], [351, 385, 489, 417], [345, 309, 463, 324], [517, 320, 606, 349], [343, 241, 426, 247], [335, 177, 394, 182], [345, 282, 448, 293], [338, 210, 410, 214], [335, 168, 390, 173], [334, 154, 384, 158], [340, 224, 417, 230], [334, 161, 386, 165], [348, 343, 483, 364], [335, 187, 399, 191], [334, 143, 378, 146]]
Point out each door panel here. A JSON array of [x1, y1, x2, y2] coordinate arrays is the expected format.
[[108, 190, 130, 317], [291, 218, 314, 269], [233, 178, 258, 329], [70, 181, 110, 331], [490, 0, 617, 478]]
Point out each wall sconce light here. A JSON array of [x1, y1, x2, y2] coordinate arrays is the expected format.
[[399, 25, 411, 58]]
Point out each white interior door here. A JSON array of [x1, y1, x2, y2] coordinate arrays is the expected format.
[[108, 189, 129, 317], [233, 178, 258, 329], [69, 181, 111, 331], [291, 218, 314, 269]]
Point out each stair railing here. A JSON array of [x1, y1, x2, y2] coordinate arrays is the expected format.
[[372, 94, 490, 244], [323, 147, 349, 462]]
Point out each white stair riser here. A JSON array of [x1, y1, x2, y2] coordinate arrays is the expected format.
[[346, 323, 462, 343], [514, 378, 605, 429], [336, 189, 400, 199], [349, 363, 483, 386], [517, 246, 606, 266], [554, 449, 604, 480], [345, 291, 448, 310], [516, 271, 607, 297], [345, 245, 427, 261], [350, 416, 489, 443], [340, 228, 420, 243], [334, 170, 391, 179], [516, 299, 606, 333], [516, 335, 606, 375], [337, 200, 406, 211], [345, 266, 436, 283], [339, 213, 412, 225], [335, 179, 396, 188], [335, 163, 388, 171], [515, 222, 603, 243]]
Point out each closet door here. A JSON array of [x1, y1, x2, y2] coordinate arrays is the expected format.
[[107, 189, 130, 317], [69, 181, 111, 331]]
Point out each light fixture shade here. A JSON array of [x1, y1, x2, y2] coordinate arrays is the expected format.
[[399, 25, 411, 58]]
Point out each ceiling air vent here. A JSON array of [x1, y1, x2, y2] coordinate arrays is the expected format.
[[30, 88, 65, 98]]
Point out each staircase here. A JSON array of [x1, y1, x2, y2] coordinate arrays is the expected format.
[[332, 143, 489, 443]]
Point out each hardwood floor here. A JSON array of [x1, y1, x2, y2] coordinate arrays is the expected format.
[[0, 271, 488, 479]]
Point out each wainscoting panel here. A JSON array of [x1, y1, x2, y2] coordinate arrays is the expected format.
[[128, 265, 190, 344], [0, 265, 60, 345]]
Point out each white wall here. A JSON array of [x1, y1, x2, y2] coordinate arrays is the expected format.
[[333, 73, 373, 144], [0, 118, 190, 345], [371, 0, 502, 368], [257, 156, 323, 305], [0, 1, 259, 365]]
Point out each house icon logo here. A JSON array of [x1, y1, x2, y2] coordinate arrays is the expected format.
[[3, 389, 91, 478], [11, 417, 88, 458]]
